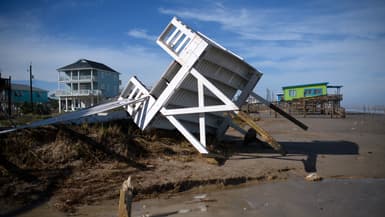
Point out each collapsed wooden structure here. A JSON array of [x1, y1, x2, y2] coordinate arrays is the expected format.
[[0, 17, 308, 155]]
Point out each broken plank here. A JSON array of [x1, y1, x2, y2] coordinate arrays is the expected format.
[[233, 111, 287, 156]]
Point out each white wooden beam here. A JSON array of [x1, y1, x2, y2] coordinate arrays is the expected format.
[[161, 105, 236, 116], [166, 29, 179, 45], [175, 36, 189, 53], [171, 31, 184, 48], [142, 39, 208, 129], [162, 112, 209, 154], [198, 78, 206, 147], [216, 72, 261, 139], [0, 96, 148, 134], [190, 68, 238, 109]]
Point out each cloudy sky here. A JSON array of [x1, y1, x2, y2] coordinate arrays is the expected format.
[[0, 0, 384, 108]]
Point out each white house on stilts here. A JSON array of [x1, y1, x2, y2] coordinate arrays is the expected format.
[[56, 59, 120, 113]]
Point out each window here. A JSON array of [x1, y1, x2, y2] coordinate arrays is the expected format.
[[314, 88, 322, 95], [304, 88, 323, 97], [14, 91, 22, 97], [289, 89, 296, 97]]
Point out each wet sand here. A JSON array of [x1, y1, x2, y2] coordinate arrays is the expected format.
[[130, 178, 385, 217], [6, 113, 385, 216], [18, 178, 385, 217]]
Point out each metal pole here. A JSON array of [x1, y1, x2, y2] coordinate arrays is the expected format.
[[8, 76, 12, 116], [29, 63, 33, 111]]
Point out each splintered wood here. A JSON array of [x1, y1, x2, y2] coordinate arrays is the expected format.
[[118, 176, 134, 217], [234, 111, 287, 156]]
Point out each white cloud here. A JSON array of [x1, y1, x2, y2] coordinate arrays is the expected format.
[[0, 26, 171, 89], [160, 2, 385, 41], [159, 2, 385, 107], [1, 1, 385, 107], [127, 28, 157, 42]]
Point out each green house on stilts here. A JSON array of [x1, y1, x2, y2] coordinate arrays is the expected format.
[[278, 82, 344, 118], [282, 82, 329, 101]]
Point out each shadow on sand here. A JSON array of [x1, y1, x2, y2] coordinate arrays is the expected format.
[[0, 154, 72, 217], [224, 140, 359, 173]]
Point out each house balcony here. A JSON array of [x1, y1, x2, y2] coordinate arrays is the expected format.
[[59, 75, 98, 82], [55, 89, 102, 97], [327, 94, 343, 101]]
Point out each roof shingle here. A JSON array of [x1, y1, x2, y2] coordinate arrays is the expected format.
[[57, 59, 118, 73], [11, 83, 48, 92]]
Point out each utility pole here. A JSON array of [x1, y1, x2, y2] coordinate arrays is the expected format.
[[8, 75, 12, 116], [29, 62, 33, 110]]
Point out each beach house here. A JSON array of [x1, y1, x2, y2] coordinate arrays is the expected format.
[[56, 59, 120, 113], [282, 82, 329, 101]]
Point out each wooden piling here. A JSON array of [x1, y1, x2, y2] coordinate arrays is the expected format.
[[118, 176, 134, 217]]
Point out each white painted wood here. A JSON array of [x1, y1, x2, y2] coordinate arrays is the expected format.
[[161, 105, 237, 116], [166, 29, 179, 45], [198, 78, 206, 147], [142, 37, 208, 129], [0, 97, 148, 134], [216, 73, 261, 139], [171, 31, 184, 48], [162, 111, 209, 154], [190, 68, 238, 109], [2, 17, 266, 155], [175, 35, 189, 53]]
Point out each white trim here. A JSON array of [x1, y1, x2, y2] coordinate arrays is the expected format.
[[198, 78, 206, 147], [142, 39, 208, 129], [166, 29, 179, 45], [162, 112, 209, 154], [175, 36, 189, 53], [162, 105, 237, 116], [190, 68, 238, 109]]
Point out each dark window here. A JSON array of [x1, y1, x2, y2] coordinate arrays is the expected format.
[[14, 91, 22, 96], [289, 89, 296, 97], [304, 88, 323, 97], [304, 89, 311, 96]]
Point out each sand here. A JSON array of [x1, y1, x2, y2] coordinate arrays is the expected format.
[[1, 113, 385, 216]]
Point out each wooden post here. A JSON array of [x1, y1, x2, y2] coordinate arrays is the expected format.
[[234, 111, 287, 155], [118, 176, 134, 217]]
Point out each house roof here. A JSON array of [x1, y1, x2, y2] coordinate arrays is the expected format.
[[12, 83, 48, 92], [327, 85, 343, 88], [282, 82, 329, 89], [57, 59, 119, 73]]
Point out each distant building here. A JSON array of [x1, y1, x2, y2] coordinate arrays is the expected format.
[[56, 59, 120, 113], [0, 73, 12, 115], [276, 93, 284, 102], [282, 82, 329, 101], [278, 82, 344, 118], [10, 84, 49, 104]]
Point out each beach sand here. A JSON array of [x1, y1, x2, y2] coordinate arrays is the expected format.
[[2, 113, 385, 216]]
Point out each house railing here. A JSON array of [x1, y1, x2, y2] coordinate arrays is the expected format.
[[56, 89, 102, 96], [59, 75, 97, 82]]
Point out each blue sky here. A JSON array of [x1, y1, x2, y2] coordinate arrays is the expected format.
[[0, 0, 384, 108]]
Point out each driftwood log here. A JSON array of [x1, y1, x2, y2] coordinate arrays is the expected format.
[[118, 176, 134, 217]]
